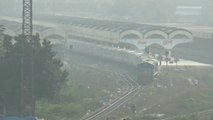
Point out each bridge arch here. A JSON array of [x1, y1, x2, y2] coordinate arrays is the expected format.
[[120, 30, 143, 39], [144, 30, 168, 39], [169, 30, 193, 40], [147, 43, 166, 52]]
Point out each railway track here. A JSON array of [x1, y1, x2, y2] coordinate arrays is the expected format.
[[61, 47, 143, 120], [81, 70, 141, 120]]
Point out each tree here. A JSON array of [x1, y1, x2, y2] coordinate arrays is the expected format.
[[165, 50, 169, 66], [157, 54, 163, 66], [0, 33, 68, 115], [144, 46, 150, 55], [0, 34, 21, 115], [174, 57, 179, 68], [32, 34, 68, 100], [0, 25, 5, 57]]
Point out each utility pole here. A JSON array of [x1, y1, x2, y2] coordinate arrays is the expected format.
[[21, 0, 34, 117], [23, 0, 32, 41]]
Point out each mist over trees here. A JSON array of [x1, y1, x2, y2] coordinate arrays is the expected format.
[[0, 27, 68, 115]]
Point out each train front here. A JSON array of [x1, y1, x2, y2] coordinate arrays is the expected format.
[[137, 59, 159, 85]]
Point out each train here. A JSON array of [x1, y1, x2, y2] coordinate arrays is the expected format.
[[65, 38, 159, 85], [137, 59, 159, 85]]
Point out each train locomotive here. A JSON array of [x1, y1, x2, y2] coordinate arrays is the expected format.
[[137, 59, 159, 85], [67, 39, 159, 85]]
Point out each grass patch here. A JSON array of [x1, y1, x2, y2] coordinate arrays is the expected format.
[[36, 64, 121, 120], [131, 66, 213, 119]]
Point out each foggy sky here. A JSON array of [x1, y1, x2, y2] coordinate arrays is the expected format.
[[0, 0, 212, 25]]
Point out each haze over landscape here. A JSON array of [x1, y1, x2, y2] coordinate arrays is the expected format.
[[0, 0, 213, 120], [0, 0, 213, 25]]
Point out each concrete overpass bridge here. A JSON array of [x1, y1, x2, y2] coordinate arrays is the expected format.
[[0, 16, 193, 51]]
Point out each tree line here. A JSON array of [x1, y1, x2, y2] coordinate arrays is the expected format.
[[0, 26, 68, 116]]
